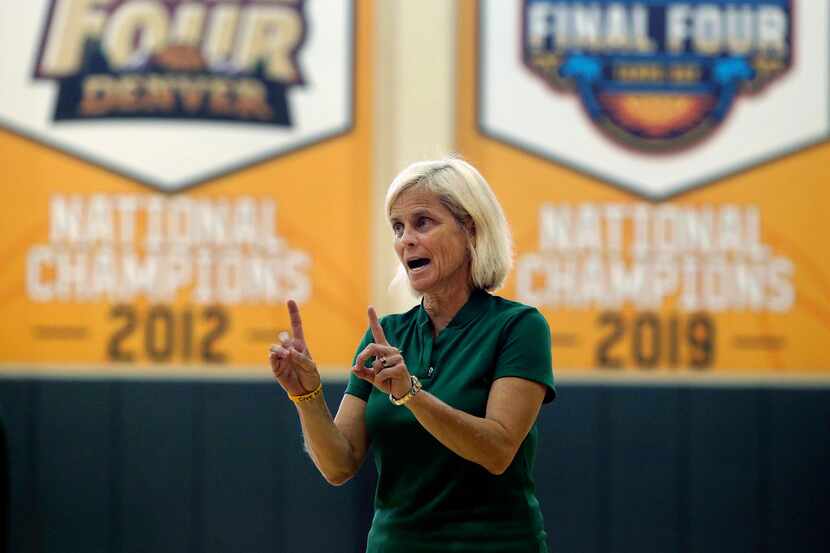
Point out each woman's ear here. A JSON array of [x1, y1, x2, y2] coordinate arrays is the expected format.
[[464, 217, 476, 246], [464, 217, 476, 236]]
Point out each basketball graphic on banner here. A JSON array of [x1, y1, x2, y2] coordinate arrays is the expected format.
[[522, 1, 793, 152]]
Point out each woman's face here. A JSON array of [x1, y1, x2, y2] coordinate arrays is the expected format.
[[389, 187, 472, 296]]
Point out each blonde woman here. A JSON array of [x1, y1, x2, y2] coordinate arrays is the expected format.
[[270, 158, 556, 552]]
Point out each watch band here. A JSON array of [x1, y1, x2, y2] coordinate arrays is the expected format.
[[389, 375, 422, 406]]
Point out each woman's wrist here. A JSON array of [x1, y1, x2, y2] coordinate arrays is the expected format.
[[389, 375, 422, 406], [289, 382, 323, 404]]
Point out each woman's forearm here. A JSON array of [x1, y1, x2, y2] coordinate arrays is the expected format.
[[294, 394, 362, 485], [404, 392, 517, 475], [404, 378, 546, 475]]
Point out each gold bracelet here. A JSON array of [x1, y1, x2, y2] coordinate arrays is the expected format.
[[389, 375, 422, 406], [289, 383, 323, 404]]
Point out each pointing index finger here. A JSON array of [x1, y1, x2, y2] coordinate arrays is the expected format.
[[367, 306, 389, 346], [286, 299, 306, 343]]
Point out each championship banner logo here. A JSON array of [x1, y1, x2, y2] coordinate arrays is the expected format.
[[523, 0, 792, 151], [35, 0, 307, 126], [464, 0, 830, 373], [478, 0, 828, 200], [0, 0, 354, 192]]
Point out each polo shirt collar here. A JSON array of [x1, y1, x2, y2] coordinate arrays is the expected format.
[[417, 288, 490, 330]]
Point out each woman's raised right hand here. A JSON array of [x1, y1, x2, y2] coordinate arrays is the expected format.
[[269, 299, 321, 397]]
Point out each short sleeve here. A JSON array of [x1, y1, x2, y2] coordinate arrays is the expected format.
[[344, 328, 373, 401], [494, 308, 556, 403]]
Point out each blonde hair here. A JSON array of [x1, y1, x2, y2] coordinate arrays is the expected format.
[[385, 157, 513, 293]]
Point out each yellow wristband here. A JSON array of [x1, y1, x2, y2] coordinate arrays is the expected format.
[[288, 383, 323, 404]]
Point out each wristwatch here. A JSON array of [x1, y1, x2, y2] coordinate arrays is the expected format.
[[389, 375, 422, 406]]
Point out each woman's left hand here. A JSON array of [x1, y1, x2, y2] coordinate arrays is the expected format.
[[352, 307, 412, 400]]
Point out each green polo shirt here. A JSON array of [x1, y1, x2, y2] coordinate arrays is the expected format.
[[345, 289, 556, 553]]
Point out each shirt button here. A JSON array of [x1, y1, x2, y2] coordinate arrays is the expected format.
[[427, 366, 434, 377]]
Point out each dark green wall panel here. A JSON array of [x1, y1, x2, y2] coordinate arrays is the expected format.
[[536, 386, 602, 553], [119, 382, 197, 553], [767, 390, 830, 553], [1, 378, 829, 553], [201, 382, 283, 553], [0, 380, 37, 553], [688, 389, 763, 553], [607, 387, 683, 553], [37, 381, 116, 553]]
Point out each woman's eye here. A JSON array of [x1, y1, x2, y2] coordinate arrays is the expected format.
[[392, 223, 403, 236], [416, 217, 430, 228]]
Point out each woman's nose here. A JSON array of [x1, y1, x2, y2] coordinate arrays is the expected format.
[[400, 226, 417, 245]]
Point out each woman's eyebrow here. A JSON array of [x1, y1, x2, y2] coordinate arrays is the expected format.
[[390, 208, 433, 222], [410, 208, 433, 218]]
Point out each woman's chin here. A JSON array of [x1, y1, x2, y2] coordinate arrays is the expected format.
[[408, 281, 430, 294], [406, 273, 434, 294]]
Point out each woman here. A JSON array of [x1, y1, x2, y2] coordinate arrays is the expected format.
[[269, 158, 556, 552]]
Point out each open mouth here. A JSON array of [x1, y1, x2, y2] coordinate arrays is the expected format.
[[407, 258, 430, 270]]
